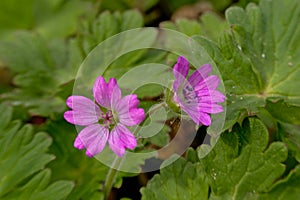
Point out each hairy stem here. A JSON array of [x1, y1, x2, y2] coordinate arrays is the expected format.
[[103, 156, 122, 199]]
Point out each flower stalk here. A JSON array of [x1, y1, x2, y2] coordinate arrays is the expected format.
[[102, 102, 167, 199], [103, 156, 122, 199]]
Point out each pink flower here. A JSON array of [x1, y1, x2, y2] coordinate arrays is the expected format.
[[64, 76, 145, 157], [172, 56, 225, 126]]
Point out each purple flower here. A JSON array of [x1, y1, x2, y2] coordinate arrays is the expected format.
[[64, 76, 145, 157], [172, 56, 225, 126]]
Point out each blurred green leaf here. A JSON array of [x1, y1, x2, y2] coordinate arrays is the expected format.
[[0, 0, 90, 39], [147, 125, 170, 147], [34, 0, 91, 39], [0, 104, 73, 199], [160, 11, 228, 41], [141, 156, 208, 200], [100, 0, 159, 12], [164, 0, 198, 12], [0, 32, 82, 116], [0, 0, 35, 32], [79, 10, 144, 54]]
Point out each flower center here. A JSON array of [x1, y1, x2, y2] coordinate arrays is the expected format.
[[182, 85, 197, 104], [101, 110, 115, 126]]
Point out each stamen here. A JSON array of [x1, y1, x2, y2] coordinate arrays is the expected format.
[[101, 110, 114, 126]]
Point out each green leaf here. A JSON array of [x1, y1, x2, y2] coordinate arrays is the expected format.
[[195, 0, 300, 129], [0, 104, 73, 199], [79, 10, 144, 54], [44, 119, 109, 200], [147, 125, 171, 147], [100, 0, 159, 13], [198, 118, 288, 199], [34, 0, 91, 39], [141, 156, 208, 200], [0, 32, 82, 116], [265, 99, 300, 125], [258, 165, 300, 200], [2, 170, 73, 200], [0, 0, 35, 33], [279, 123, 300, 163], [160, 11, 228, 41], [77, 10, 166, 84], [0, 0, 90, 39]]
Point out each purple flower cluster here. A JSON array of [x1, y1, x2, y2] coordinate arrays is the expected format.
[[64, 56, 225, 157]]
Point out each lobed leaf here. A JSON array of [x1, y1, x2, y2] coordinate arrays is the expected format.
[[0, 104, 73, 199], [198, 118, 289, 199], [194, 0, 300, 129], [141, 156, 208, 200]]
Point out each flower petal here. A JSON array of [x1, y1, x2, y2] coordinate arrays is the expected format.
[[187, 64, 212, 88], [198, 90, 226, 103], [199, 112, 211, 126], [108, 123, 137, 157], [181, 103, 211, 126], [75, 124, 109, 157], [194, 75, 220, 91], [74, 136, 85, 150], [173, 56, 190, 91], [64, 96, 100, 126], [114, 94, 145, 126], [93, 76, 121, 108], [199, 103, 224, 114]]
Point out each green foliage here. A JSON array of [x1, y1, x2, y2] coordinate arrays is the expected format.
[[141, 156, 208, 200], [0, 10, 149, 116], [0, 0, 90, 39], [0, 32, 81, 116], [160, 11, 228, 41], [143, 118, 300, 199], [100, 0, 159, 13], [0, 104, 73, 199], [195, 0, 300, 129], [258, 165, 300, 200], [44, 120, 108, 199], [199, 118, 288, 199], [279, 123, 300, 163], [0, 0, 299, 199], [78, 10, 144, 55]]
